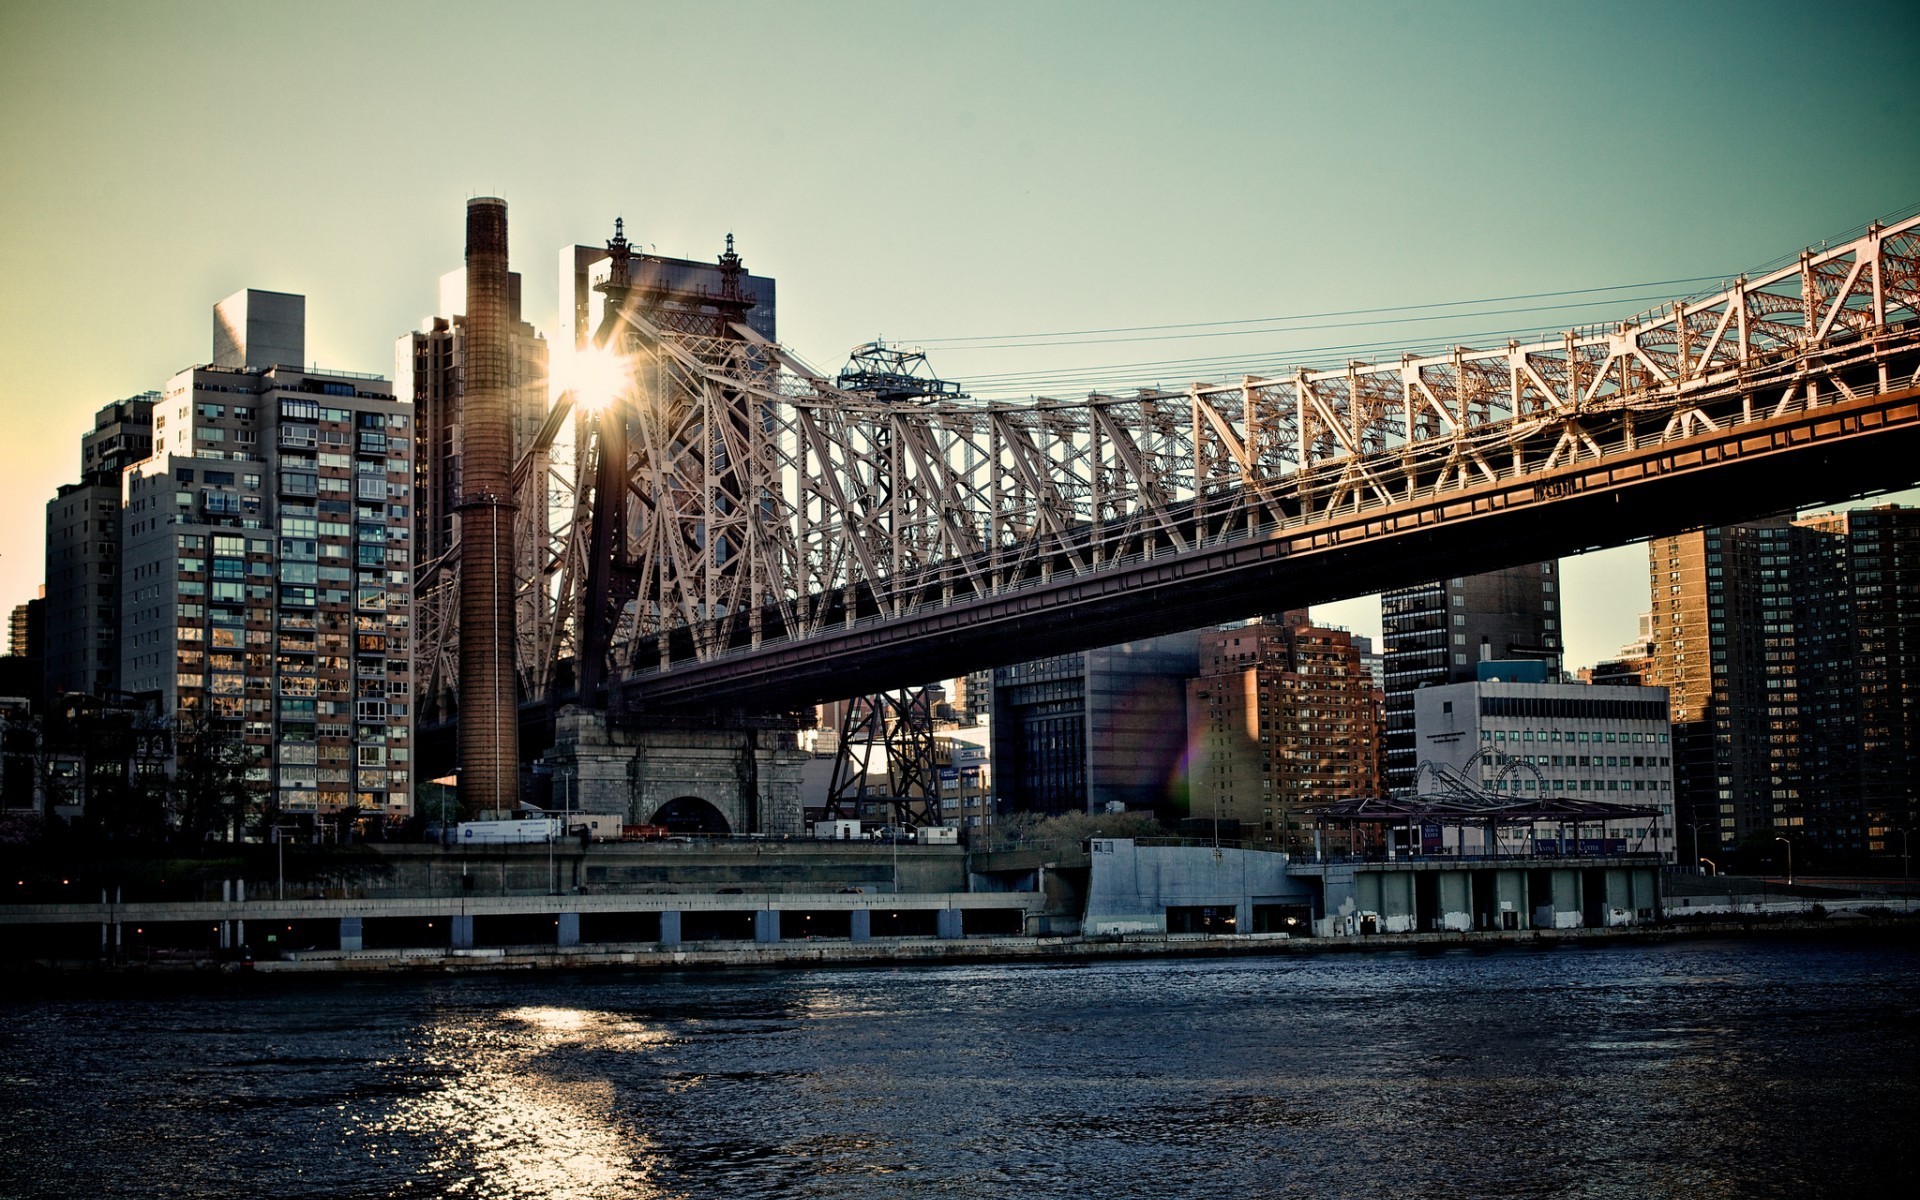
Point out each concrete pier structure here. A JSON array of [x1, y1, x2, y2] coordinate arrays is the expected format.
[[1298, 858, 1662, 936], [1080, 839, 1663, 939]]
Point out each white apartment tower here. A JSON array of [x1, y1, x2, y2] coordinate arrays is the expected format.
[[119, 290, 415, 825]]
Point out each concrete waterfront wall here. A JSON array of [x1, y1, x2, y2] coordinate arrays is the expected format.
[[265, 841, 970, 901], [0, 888, 1040, 961], [1081, 840, 1315, 935]]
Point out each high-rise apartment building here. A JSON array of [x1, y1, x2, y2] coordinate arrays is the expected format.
[[118, 290, 414, 827], [1648, 508, 1920, 864], [9, 602, 32, 659], [1186, 613, 1382, 850], [991, 632, 1200, 817], [2, 590, 46, 708], [45, 393, 157, 696], [1797, 508, 1920, 862], [396, 269, 550, 564], [1381, 564, 1562, 796]]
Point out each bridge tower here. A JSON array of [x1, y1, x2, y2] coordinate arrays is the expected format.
[[818, 344, 969, 829], [536, 221, 811, 836]]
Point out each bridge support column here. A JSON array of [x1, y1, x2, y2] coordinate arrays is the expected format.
[[450, 914, 474, 950], [659, 910, 681, 947], [339, 916, 363, 952], [556, 912, 581, 948], [849, 909, 871, 943], [1235, 900, 1254, 934], [753, 910, 780, 945], [937, 909, 963, 940]]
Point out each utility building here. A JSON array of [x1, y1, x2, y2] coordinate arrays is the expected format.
[[1185, 613, 1383, 851], [1412, 672, 1675, 859], [118, 290, 414, 832]]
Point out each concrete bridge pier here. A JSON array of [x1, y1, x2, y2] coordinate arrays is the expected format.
[[849, 910, 871, 943], [659, 910, 682, 947], [339, 916, 363, 952], [556, 912, 581, 948], [936, 909, 963, 939], [754, 910, 780, 944], [450, 914, 474, 949]]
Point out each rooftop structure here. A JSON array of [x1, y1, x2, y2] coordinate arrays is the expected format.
[[212, 288, 305, 372]]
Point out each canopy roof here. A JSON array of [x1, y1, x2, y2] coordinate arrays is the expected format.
[[1308, 794, 1663, 826]]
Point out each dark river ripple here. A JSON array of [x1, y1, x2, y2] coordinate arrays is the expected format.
[[1, 935, 1916, 1198]]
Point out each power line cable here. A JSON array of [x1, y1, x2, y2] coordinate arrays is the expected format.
[[910, 200, 1920, 361], [907, 275, 1727, 346], [935, 290, 1698, 354], [956, 309, 1658, 390]]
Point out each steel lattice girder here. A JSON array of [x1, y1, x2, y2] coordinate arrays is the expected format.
[[419, 213, 1920, 713]]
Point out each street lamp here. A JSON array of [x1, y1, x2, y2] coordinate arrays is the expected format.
[[1775, 835, 1793, 886], [1686, 820, 1714, 874]]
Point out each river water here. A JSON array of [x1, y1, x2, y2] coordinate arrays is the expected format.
[[1, 935, 1915, 1198]]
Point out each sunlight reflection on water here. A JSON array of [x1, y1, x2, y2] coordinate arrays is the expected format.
[[1, 939, 1916, 1198], [370, 1005, 668, 1199]]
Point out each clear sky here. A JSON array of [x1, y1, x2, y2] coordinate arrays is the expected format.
[[3, 0, 1916, 668]]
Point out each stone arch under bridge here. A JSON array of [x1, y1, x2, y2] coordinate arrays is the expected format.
[[647, 796, 732, 835], [540, 708, 809, 835]]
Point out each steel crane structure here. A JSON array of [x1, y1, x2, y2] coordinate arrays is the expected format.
[[416, 211, 1920, 743]]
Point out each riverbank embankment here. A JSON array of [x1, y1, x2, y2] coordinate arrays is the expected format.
[[7, 913, 1916, 994]]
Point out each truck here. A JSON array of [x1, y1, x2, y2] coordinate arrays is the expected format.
[[456, 817, 562, 844], [560, 812, 626, 842]]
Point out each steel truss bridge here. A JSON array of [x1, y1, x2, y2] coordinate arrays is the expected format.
[[416, 213, 1920, 726]]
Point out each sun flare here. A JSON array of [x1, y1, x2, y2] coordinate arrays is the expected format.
[[564, 346, 634, 414]]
